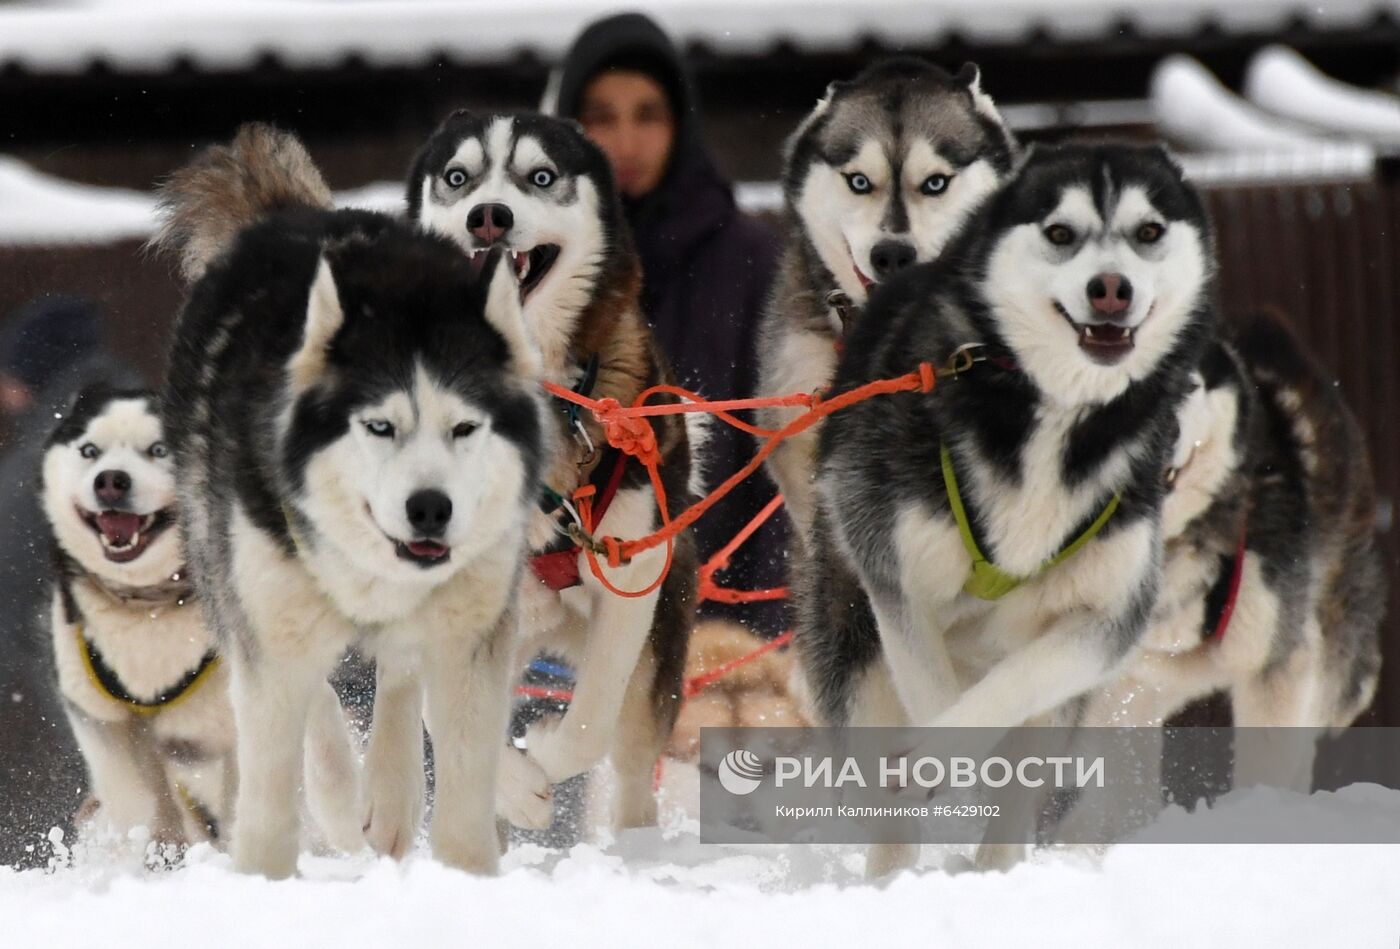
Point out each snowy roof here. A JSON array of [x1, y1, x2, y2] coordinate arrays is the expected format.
[[0, 1, 1396, 75], [0, 147, 1375, 247]]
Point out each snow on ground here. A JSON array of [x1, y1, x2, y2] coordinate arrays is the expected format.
[[3, 763, 1399, 948]]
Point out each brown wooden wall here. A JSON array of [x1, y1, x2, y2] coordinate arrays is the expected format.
[[1202, 175, 1400, 724], [2, 171, 1396, 721]]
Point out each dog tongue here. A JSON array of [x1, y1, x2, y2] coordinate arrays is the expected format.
[[97, 511, 141, 546], [407, 540, 448, 559]]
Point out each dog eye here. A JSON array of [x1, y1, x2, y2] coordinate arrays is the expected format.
[[79, 442, 100, 460], [1044, 224, 1075, 246], [444, 169, 467, 189], [364, 420, 395, 438], [452, 421, 479, 439], [531, 168, 556, 188], [921, 174, 951, 196], [1136, 222, 1165, 244], [844, 173, 873, 195], [149, 442, 169, 459]]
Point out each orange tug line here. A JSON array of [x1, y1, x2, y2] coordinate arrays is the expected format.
[[520, 363, 939, 790], [540, 361, 937, 597]]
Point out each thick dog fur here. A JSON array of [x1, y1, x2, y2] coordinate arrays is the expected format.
[[802, 143, 1215, 875], [155, 124, 547, 877], [407, 111, 698, 832], [757, 58, 1017, 548], [1079, 311, 1384, 797], [42, 386, 237, 848]]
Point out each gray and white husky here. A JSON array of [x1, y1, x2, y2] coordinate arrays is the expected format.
[[408, 111, 698, 832], [803, 143, 1215, 876], [155, 124, 547, 877], [757, 58, 1016, 546]]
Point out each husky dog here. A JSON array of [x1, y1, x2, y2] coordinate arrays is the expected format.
[[42, 384, 363, 857], [805, 143, 1214, 875], [408, 111, 697, 831], [155, 124, 546, 878], [1080, 311, 1383, 788], [757, 58, 1016, 547], [42, 385, 235, 846]]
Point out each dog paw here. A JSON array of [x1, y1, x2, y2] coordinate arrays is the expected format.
[[523, 715, 603, 784], [496, 748, 554, 830], [431, 830, 500, 876], [361, 773, 425, 860]]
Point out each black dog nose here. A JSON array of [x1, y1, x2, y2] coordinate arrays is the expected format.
[[466, 203, 513, 245], [94, 470, 131, 507], [870, 240, 916, 278], [405, 489, 453, 537], [1087, 273, 1133, 319]]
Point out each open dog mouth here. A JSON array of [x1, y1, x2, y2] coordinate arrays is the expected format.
[[846, 242, 875, 291], [79, 507, 174, 563], [468, 245, 561, 300], [394, 539, 451, 569], [1054, 301, 1137, 365]]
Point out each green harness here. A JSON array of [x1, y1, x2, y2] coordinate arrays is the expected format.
[[939, 442, 1122, 601]]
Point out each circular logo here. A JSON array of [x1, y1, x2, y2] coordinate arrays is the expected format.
[[718, 749, 764, 795]]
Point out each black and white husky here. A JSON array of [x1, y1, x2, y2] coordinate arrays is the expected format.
[[803, 143, 1214, 875], [42, 385, 234, 847], [155, 124, 547, 877], [1080, 311, 1384, 788], [757, 58, 1017, 546], [408, 111, 698, 831]]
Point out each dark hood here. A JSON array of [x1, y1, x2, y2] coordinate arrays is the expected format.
[[548, 12, 738, 316]]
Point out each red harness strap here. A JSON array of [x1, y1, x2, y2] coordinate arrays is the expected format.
[[1209, 528, 1249, 642], [529, 452, 631, 591]]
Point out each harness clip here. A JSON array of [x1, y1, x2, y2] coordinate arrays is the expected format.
[[944, 343, 988, 377]]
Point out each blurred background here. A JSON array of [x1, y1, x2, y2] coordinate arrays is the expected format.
[[1, 1, 1399, 855]]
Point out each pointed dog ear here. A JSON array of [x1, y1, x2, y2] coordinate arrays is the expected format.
[[481, 248, 541, 379], [956, 61, 1005, 127], [289, 256, 344, 392]]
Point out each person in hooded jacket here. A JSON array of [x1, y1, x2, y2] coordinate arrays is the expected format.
[[546, 12, 788, 636]]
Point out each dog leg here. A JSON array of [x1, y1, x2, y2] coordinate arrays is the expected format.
[[421, 614, 513, 875], [1232, 635, 1325, 792], [973, 712, 1069, 872], [609, 642, 665, 829], [303, 680, 365, 854], [845, 660, 923, 880], [926, 613, 1136, 737], [524, 548, 664, 784], [360, 652, 425, 860], [67, 710, 159, 836], [767, 431, 819, 549], [1052, 676, 1180, 848], [229, 651, 324, 878], [494, 630, 555, 831]]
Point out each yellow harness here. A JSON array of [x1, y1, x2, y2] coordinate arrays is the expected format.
[[940, 442, 1122, 601], [76, 622, 220, 717]]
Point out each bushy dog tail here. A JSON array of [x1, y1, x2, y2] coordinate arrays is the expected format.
[[153, 123, 333, 282]]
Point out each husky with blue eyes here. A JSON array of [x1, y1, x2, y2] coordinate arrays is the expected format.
[[40, 384, 360, 857], [801, 143, 1215, 876], [155, 124, 547, 878], [408, 111, 699, 836], [756, 58, 1017, 547]]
